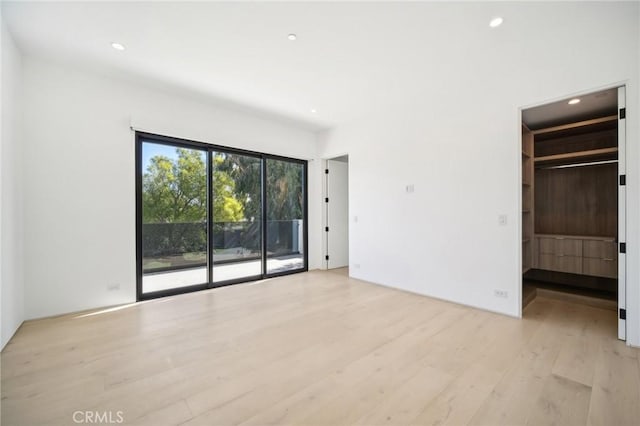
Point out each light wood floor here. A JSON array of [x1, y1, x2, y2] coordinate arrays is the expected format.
[[2, 269, 639, 425]]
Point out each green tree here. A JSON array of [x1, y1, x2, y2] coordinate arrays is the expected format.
[[143, 148, 244, 224], [213, 155, 303, 221], [212, 154, 244, 222], [266, 159, 303, 220], [214, 153, 262, 221], [143, 149, 206, 223]]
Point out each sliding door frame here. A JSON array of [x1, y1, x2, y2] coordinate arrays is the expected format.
[[210, 148, 263, 287], [263, 154, 309, 279], [135, 131, 308, 301]]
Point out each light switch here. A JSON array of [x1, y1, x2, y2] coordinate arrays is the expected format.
[[498, 214, 507, 226], [406, 184, 414, 193]]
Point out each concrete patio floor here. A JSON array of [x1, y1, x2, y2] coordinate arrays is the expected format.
[[142, 255, 304, 293]]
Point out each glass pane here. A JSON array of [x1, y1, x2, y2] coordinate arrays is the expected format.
[[141, 142, 208, 293], [266, 159, 305, 274], [212, 152, 262, 282]]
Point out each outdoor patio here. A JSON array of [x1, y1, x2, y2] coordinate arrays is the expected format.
[[142, 255, 304, 293]]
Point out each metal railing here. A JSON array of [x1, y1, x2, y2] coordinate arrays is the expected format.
[[142, 220, 303, 272]]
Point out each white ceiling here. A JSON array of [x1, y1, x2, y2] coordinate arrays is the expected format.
[[0, 1, 625, 131], [522, 88, 619, 130]]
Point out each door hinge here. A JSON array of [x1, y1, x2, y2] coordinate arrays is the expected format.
[[620, 242, 626, 254], [620, 108, 626, 119], [325, 197, 329, 203], [325, 169, 329, 174], [325, 255, 329, 260], [325, 226, 329, 232], [620, 175, 626, 186], [620, 308, 626, 320]]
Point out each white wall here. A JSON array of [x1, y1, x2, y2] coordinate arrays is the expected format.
[[10, 2, 640, 347], [1, 16, 25, 349], [1, 9, 4, 351], [318, 3, 640, 344], [21, 56, 319, 319]]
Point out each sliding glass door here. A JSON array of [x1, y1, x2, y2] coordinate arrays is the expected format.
[[136, 133, 307, 300], [266, 158, 306, 274], [140, 142, 209, 294], [211, 152, 263, 283]]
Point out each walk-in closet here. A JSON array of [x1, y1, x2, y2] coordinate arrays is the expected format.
[[521, 87, 627, 339]]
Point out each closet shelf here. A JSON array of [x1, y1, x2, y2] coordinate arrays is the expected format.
[[531, 115, 617, 136], [522, 151, 531, 158], [534, 147, 618, 165], [522, 210, 531, 213], [522, 182, 531, 186]]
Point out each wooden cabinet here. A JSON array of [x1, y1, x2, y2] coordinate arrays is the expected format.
[[538, 237, 582, 257], [582, 239, 617, 279], [583, 258, 617, 279], [583, 239, 616, 259], [538, 253, 582, 274], [534, 234, 616, 278]]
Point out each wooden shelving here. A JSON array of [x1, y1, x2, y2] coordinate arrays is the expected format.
[[530, 110, 618, 279], [535, 147, 618, 165], [522, 124, 534, 273], [522, 101, 619, 298], [531, 115, 617, 136]]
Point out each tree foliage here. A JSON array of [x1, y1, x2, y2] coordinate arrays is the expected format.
[[142, 147, 304, 225], [266, 159, 303, 220], [212, 154, 245, 222], [143, 148, 245, 224], [213, 153, 261, 222]]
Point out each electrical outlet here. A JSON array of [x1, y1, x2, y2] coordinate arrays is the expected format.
[[406, 184, 415, 193], [352, 263, 361, 269], [353, 215, 358, 223], [494, 289, 508, 298], [107, 283, 120, 291]]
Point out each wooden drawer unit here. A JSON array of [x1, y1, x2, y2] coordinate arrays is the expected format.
[[538, 236, 582, 256], [582, 238, 617, 278], [583, 239, 616, 259], [539, 253, 582, 275], [538, 238, 555, 254], [583, 257, 617, 279], [535, 234, 616, 278]]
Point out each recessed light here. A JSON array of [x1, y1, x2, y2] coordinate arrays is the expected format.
[[288, 34, 297, 41], [111, 42, 125, 51], [568, 98, 581, 105], [489, 17, 504, 28], [311, 109, 317, 113]]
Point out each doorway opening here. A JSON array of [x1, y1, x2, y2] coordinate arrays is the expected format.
[[325, 155, 349, 271], [520, 86, 626, 340]]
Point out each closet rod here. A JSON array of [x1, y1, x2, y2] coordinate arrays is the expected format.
[[536, 159, 618, 170]]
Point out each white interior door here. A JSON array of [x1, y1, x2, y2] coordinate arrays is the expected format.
[[327, 159, 349, 269], [618, 86, 627, 341]]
